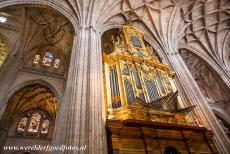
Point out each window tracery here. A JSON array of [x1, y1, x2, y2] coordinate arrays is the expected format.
[[42, 52, 54, 67], [54, 58, 61, 68], [16, 112, 51, 137], [17, 117, 28, 132], [33, 52, 61, 69], [28, 113, 41, 133], [33, 54, 40, 64], [41, 119, 50, 134]]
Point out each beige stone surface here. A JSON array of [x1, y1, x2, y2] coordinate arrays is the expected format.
[[0, 0, 229, 154]]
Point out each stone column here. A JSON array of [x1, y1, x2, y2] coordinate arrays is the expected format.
[[52, 27, 107, 154], [166, 52, 230, 154], [0, 49, 22, 118]]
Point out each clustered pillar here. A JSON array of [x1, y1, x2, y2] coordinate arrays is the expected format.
[[52, 27, 107, 154], [166, 52, 230, 153]]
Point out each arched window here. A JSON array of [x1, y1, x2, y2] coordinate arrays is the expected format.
[[33, 52, 61, 69], [16, 112, 51, 137], [33, 50, 61, 69], [33, 54, 40, 64], [41, 119, 50, 134], [54, 58, 61, 68], [164, 146, 180, 154], [17, 117, 28, 132], [42, 52, 54, 66], [28, 113, 41, 133]]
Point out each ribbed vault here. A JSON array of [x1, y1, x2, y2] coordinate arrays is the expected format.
[[179, 0, 230, 70], [0, 0, 229, 153], [179, 49, 230, 106], [0, 5, 74, 77], [0, 84, 57, 130], [1, 0, 229, 77], [95, 0, 230, 79]]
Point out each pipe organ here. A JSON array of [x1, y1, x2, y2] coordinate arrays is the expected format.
[[103, 24, 193, 120], [103, 24, 218, 154], [109, 55, 170, 106]]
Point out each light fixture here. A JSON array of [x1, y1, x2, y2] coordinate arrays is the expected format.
[[0, 16, 6, 23]]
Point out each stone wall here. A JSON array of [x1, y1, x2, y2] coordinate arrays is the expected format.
[[0, 0, 229, 154]]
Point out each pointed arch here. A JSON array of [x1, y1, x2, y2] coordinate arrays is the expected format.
[[0, 0, 79, 33]]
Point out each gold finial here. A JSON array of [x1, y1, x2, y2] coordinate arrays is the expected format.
[[126, 20, 133, 26]]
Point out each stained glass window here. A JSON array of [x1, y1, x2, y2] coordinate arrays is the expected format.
[[42, 52, 54, 66], [41, 119, 50, 134], [131, 36, 141, 48], [28, 113, 41, 133], [16, 112, 52, 137], [33, 54, 40, 64], [54, 58, 60, 68], [33, 52, 61, 69], [17, 117, 28, 132]]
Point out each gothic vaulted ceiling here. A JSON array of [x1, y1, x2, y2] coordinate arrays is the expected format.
[[179, 49, 230, 104], [0, 5, 74, 77], [44, 0, 230, 72], [0, 84, 57, 130], [0, 0, 229, 78], [0, 0, 229, 96]]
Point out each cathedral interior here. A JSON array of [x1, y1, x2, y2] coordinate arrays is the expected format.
[[0, 0, 229, 154]]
